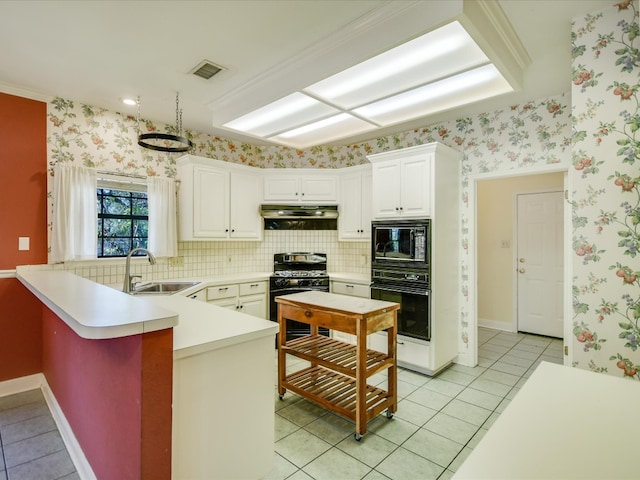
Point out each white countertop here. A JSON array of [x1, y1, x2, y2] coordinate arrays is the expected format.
[[17, 267, 178, 340], [16, 266, 365, 348], [454, 361, 640, 480], [149, 295, 278, 359]]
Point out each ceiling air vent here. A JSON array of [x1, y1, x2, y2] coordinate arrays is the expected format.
[[190, 60, 225, 80]]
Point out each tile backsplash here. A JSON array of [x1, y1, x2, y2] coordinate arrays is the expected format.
[[58, 231, 369, 286]]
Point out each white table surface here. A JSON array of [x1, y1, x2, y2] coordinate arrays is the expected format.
[[454, 361, 640, 480]]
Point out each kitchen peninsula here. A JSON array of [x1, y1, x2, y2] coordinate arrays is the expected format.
[[16, 266, 278, 480]]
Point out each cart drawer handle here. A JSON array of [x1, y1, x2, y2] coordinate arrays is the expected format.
[[304, 310, 312, 317]]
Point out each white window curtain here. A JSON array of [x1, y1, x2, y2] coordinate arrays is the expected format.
[[50, 163, 98, 263], [147, 176, 178, 258]]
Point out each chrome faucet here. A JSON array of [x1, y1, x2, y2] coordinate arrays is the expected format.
[[123, 248, 156, 293]]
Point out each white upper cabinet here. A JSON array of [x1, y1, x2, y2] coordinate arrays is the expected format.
[[263, 171, 337, 203], [369, 151, 431, 219], [177, 155, 263, 241], [368, 143, 459, 220], [337, 164, 372, 241]]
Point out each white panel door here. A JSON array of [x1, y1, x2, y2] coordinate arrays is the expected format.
[[517, 191, 564, 338]]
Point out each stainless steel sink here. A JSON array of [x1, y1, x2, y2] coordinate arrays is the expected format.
[[131, 281, 200, 295]]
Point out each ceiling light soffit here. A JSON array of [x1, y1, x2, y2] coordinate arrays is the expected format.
[[219, 0, 528, 149]]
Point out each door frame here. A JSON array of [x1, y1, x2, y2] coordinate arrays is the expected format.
[[513, 188, 564, 336], [464, 163, 572, 368]]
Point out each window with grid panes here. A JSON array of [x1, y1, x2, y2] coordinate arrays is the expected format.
[[97, 183, 148, 258]]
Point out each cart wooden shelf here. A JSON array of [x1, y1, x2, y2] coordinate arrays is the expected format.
[[275, 291, 399, 440]]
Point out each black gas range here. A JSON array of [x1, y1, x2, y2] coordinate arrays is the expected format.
[[269, 252, 330, 340]]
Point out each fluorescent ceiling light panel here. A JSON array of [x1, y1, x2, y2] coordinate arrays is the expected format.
[[354, 64, 512, 125], [304, 22, 489, 110], [218, 20, 516, 148], [268, 113, 377, 149], [223, 92, 339, 137]]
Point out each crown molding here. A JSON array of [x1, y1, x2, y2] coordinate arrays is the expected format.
[[0, 81, 53, 103]]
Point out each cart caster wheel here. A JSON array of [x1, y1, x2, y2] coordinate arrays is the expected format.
[[354, 433, 362, 441], [278, 394, 284, 400], [386, 410, 394, 419]]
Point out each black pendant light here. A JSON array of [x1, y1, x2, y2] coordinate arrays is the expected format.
[[137, 93, 194, 153]]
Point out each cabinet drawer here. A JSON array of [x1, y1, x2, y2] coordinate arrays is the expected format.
[[331, 282, 370, 298], [279, 305, 334, 326], [186, 289, 207, 301], [239, 281, 266, 296], [207, 284, 239, 300]]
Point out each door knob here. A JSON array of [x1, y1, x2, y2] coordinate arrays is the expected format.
[[518, 268, 525, 273]]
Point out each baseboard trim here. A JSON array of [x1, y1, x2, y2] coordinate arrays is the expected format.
[[0, 373, 42, 396], [478, 318, 515, 333], [40, 377, 96, 480], [0, 374, 96, 480]]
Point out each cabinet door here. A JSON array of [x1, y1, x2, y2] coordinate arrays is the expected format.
[[338, 172, 364, 240], [300, 175, 337, 202], [400, 157, 431, 217], [230, 171, 263, 239], [240, 294, 267, 319], [193, 165, 229, 238], [209, 298, 238, 311], [371, 161, 401, 219], [263, 175, 299, 202]]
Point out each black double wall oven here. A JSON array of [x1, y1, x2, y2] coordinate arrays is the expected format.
[[370, 219, 432, 342]]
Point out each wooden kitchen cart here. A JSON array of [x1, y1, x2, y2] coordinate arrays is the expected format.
[[276, 291, 399, 440]]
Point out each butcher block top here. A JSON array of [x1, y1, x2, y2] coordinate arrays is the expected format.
[[275, 291, 399, 317]]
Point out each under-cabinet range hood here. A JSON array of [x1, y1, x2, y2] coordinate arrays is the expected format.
[[260, 204, 338, 230]]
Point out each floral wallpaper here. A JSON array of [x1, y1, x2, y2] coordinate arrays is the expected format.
[[45, 1, 637, 377], [571, 0, 640, 378]]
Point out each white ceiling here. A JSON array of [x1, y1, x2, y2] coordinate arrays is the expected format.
[[0, 0, 612, 147]]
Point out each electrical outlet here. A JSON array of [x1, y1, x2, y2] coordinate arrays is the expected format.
[[169, 256, 184, 267]]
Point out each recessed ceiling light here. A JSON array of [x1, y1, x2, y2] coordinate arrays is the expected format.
[[122, 98, 137, 106]]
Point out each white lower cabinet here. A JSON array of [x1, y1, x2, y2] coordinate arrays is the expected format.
[[206, 281, 267, 319], [369, 331, 432, 374], [330, 280, 370, 345]]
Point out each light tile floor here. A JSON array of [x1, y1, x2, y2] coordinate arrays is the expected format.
[[265, 327, 564, 480], [0, 389, 78, 480], [0, 328, 563, 480]]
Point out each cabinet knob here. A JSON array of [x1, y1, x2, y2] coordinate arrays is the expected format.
[[231, 229, 235, 233], [225, 229, 229, 233], [518, 268, 525, 274]]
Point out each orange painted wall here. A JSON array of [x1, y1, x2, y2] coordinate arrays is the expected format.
[[0, 92, 47, 269], [0, 92, 47, 381]]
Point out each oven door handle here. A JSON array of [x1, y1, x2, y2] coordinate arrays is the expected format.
[[371, 285, 430, 296]]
